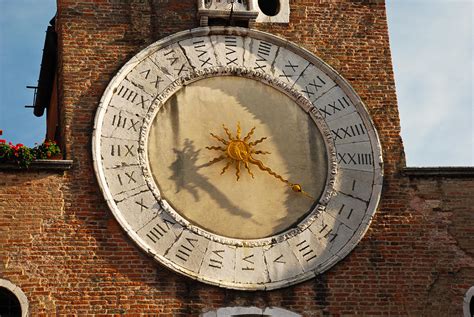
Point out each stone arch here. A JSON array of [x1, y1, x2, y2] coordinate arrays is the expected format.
[[0, 279, 29, 317], [464, 286, 474, 317], [201, 306, 301, 317]]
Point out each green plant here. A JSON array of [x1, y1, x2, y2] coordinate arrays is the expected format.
[[33, 140, 61, 159], [0, 137, 62, 168], [0, 141, 35, 168]]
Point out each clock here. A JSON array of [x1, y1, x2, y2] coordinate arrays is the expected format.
[[93, 27, 383, 290]]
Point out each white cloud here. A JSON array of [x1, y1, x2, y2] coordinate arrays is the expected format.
[[387, 0, 473, 166]]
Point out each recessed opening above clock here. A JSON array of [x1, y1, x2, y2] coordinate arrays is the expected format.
[[258, 0, 280, 17], [147, 76, 328, 239]]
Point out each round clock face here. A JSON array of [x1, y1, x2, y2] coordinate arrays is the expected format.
[[148, 75, 329, 239], [93, 27, 383, 290]]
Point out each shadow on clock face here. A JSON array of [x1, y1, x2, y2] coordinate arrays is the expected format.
[[169, 138, 258, 223], [148, 76, 328, 239]]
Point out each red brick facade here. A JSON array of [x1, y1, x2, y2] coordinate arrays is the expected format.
[[1, 1, 472, 315]]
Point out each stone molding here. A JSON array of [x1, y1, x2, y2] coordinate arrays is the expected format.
[[403, 167, 474, 178], [201, 306, 301, 317], [0, 159, 73, 171]]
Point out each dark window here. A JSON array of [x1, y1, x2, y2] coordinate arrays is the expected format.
[[258, 0, 280, 17], [0, 287, 21, 317]]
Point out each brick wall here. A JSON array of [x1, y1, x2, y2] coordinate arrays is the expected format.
[[0, 0, 472, 315]]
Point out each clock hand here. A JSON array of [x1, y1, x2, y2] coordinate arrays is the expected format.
[[248, 157, 315, 200], [289, 184, 315, 200], [206, 122, 315, 200]]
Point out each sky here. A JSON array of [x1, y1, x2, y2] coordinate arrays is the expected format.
[[0, 0, 473, 167], [386, 0, 473, 166]]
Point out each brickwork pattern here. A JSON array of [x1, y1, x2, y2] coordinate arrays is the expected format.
[[1, 0, 473, 315]]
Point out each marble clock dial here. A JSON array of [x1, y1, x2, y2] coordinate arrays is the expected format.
[[93, 27, 383, 290]]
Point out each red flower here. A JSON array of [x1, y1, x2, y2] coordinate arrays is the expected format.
[[17, 143, 24, 147], [0, 139, 5, 144]]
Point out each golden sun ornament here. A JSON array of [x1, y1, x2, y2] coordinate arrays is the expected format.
[[206, 122, 314, 200]]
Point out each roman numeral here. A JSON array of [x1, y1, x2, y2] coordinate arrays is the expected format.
[[111, 114, 127, 128], [224, 36, 237, 47], [241, 254, 254, 271], [224, 36, 238, 65], [332, 123, 366, 140], [225, 47, 236, 55], [193, 40, 213, 67], [174, 63, 188, 76], [111, 115, 139, 131], [279, 71, 292, 80], [285, 61, 298, 72], [296, 240, 317, 262], [110, 144, 121, 156], [124, 145, 135, 156], [151, 76, 164, 89], [337, 153, 373, 166], [116, 171, 136, 186], [200, 57, 212, 67], [301, 76, 327, 98], [139, 69, 164, 90], [146, 219, 174, 243], [135, 198, 148, 212], [110, 144, 135, 157], [318, 224, 338, 242], [126, 171, 136, 183], [278, 60, 299, 82], [226, 57, 238, 65], [137, 95, 149, 109], [116, 85, 150, 109], [193, 39, 206, 50], [140, 69, 151, 79], [225, 57, 238, 65], [176, 238, 198, 262], [208, 249, 224, 269], [338, 204, 354, 219], [273, 254, 286, 264], [257, 41, 272, 56], [254, 60, 266, 71], [318, 96, 352, 118], [128, 119, 138, 131], [117, 85, 139, 103], [195, 48, 207, 58], [193, 40, 207, 58], [164, 50, 179, 65], [254, 41, 272, 71]]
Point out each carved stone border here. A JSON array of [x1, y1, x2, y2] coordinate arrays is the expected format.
[[464, 286, 474, 317], [0, 279, 29, 317], [139, 66, 337, 247]]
